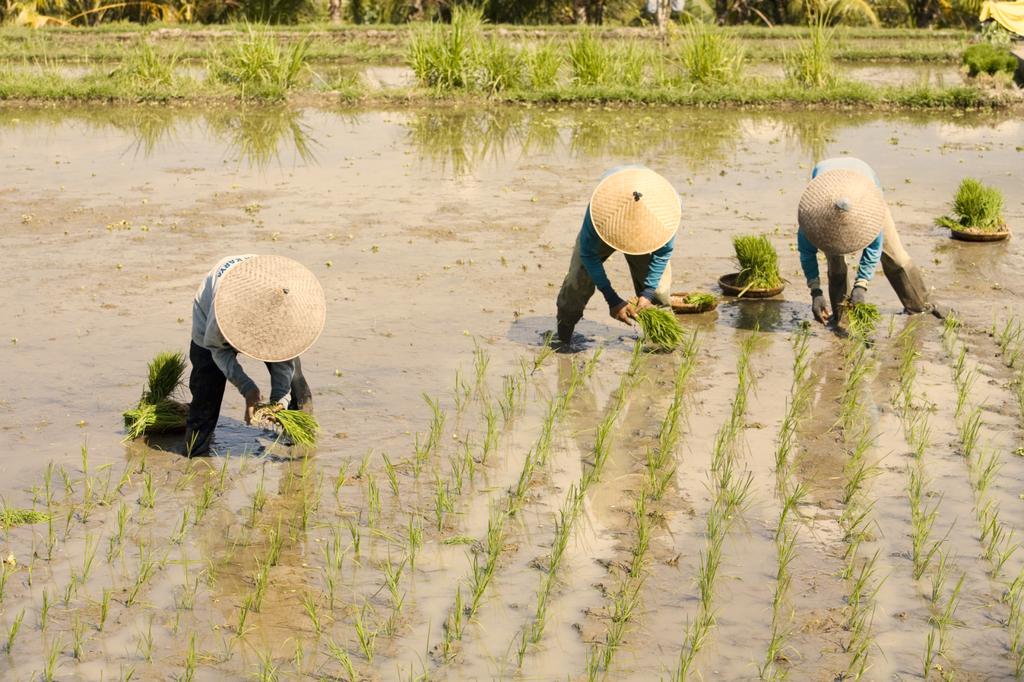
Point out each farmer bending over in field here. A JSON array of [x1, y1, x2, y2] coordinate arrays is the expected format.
[[555, 166, 681, 349], [184, 255, 326, 456], [797, 157, 950, 326]]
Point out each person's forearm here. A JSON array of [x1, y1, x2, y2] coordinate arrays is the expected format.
[[855, 233, 883, 287], [268, 360, 296, 404], [211, 348, 258, 396], [797, 231, 821, 289], [641, 239, 674, 299]]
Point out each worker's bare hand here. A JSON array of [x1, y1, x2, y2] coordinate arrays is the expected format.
[[610, 301, 637, 325], [635, 296, 654, 312], [243, 388, 262, 425]]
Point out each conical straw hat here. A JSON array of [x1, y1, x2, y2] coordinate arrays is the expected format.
[[588, 168, 681, 255], [798, 170, 886, 255], [214, 255, 326, 362]]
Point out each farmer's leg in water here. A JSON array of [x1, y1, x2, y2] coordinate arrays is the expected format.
[[555, 229, 616, 346], [185, 341, 227, 457], [825, 253, 849, 324], [878, 211, 933, 315], [289, 357, 313, 411], [625, 253, 673, 306]]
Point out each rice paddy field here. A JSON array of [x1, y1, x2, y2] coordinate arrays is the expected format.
[[2, 102, 1024, 681]]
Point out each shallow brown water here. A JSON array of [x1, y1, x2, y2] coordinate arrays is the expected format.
[[1, 104, 1023, 681]]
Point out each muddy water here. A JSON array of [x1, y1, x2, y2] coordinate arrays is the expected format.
[[1, 104, 1023, 681]]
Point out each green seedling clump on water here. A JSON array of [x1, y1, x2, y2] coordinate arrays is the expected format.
[[123, 351, 189, 439], [0, 507, 48, 527], [733, 235, 784, 291], [684, 292, 717, 309], [635, 307, 686, 350], [936, 177, 1007, 233]]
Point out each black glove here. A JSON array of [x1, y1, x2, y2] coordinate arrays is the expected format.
[[850, 285, 867, 306], [811, 288, 829, 324]]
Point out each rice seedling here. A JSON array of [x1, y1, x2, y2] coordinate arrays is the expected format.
[[680, 22, 745, 87], [381, 452, 400, 498], [6, 608, 23, 653], [301, 592, 322, 636], [211, 28, 312, 99], [786, 16, 837, 88], [325, 638, 358, 679], [255, 406, 319, 447], [181, 632, 197, 681], [136, 616, 154, 661], [72, 616, 86, 660], [44, 635, 62, 682], [40, 589, 50, 630], [123, 352, 189, 439], [683, 292, 718, 309], [354, 602, 377, 662], [126, 547, 157, 607], [847, 303, 881, 338], [256, 649, 280, 682], [568, 32, 611, 87], [732, 235, 784, 291], [936, 177, 1007, 233], [635, 306, 686, 351], [99, 587, 112, 630]]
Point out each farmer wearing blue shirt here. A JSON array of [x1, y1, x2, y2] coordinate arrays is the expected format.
[[798, 157, 947, 325], [184, 255, 326, 456], [555, 167, 681, 348]]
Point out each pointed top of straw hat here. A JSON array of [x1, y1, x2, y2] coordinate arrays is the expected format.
[[798, 169, 886, 255], [588, 167, 681, 255], [214, 255, 326, 363]]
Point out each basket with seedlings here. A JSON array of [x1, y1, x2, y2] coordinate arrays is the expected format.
[[634, 304, 687, 351], [670, 290, 718, 314], [253, 403, 320, 448], [937, 177, 1010, 242], [719, 235, 786, 297], [123, 351, 190, 440]]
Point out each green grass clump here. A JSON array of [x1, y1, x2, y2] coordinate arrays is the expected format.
[[680, 23, 745, 87], [568, 32, 612, 87], [733, 235, 783, 290], [256, 406, 320, 447], [124, 352, 189, 439], [636, 307, 686, 351], [407, 6, 483, 91], [936, 177, 1006, 232], [211, 28, 311, 99], [0, 508, 48, 528], [847, 303, 881, 337], [113, 42, 180, 89], [786, 18, 837, 88], [962, 43, 1018, 77]]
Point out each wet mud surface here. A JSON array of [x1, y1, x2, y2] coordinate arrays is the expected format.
[[1, 104, 1023, 680]]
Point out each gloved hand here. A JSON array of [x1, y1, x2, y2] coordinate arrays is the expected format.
[[850, 285, 867, 306], [610, 301, 637, 325], [811, 289, 830, 324]]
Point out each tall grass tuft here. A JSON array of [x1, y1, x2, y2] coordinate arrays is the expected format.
[[733, 235, 783, 290], [527, 42, 562, 90], [936, 177, 1006, 232], [477, 39, 525, 94], [211, 28, 312, 99], [786, 17, 837, 88], [407, 6, 483, 91], [568, 32, 611, 87], [679, 23, 745, 87], [114, 42, 179, 89]]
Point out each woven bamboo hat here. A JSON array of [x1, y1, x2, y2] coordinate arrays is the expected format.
[[215, 255, 326, 362], [798, 170, 886, 255], [588, 168, 681, 255]]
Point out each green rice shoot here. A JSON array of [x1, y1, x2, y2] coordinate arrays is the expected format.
[[733, 235, 784, 290], [847, 302, 881, 338], [684, 292, 717, 309], [123, 351, 189, 439], [635, 307, 687, 351], [256, 406, 320, 448], [0, 507, 48, 528], [935, 177, 1006, 232]]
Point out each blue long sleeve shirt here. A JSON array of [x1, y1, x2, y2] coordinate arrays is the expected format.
[[579, 206, 675, 308], [797, 157, 885, 290]]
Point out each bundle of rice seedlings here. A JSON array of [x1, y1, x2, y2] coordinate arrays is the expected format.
[[684, 292, 717, 309], [733, 235, 784, 290], [635, 306, 686, 351], [123, 351, 189, 439], [847, 302, 881, 338], [935, 178, 1006, 233], [255, 404, 320, 448]]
